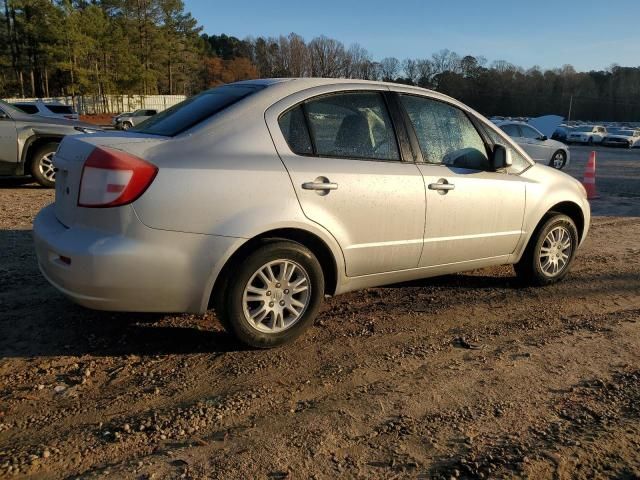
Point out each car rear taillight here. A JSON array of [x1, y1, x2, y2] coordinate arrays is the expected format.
[[78, 146, 158, 208]]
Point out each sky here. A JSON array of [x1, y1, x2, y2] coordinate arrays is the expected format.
[[185, 0, 639, 72]]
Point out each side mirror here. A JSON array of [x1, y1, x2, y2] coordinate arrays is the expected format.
[[492, 144, 513, 170], [539, 135, 548, 141], [0, 111, 8, 119]]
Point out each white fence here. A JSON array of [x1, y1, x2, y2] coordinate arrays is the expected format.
[[2, 94, 187, 115]]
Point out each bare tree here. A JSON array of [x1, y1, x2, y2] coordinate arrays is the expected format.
[[416, 59, 434, 86], [345, 43, 372, 79], [402, 58, 419, 84], [308, 35, 346, 77], [287, 33, 308, 77], [379, 57, 399, 81]]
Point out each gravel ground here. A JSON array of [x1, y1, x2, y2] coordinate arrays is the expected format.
[[0, 146, 639, 479]]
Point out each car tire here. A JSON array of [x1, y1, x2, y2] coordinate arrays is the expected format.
[[121, 122, 132, 130], [30, 142, 59, 188], [221, 240, 325, 348], [587, 137, 594, 145], [549, 150, 567, 170], [514, 213, 579, 287]]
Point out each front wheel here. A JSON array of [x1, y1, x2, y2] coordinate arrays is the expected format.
[[550, 150, 567, 170], [221, 240, 325, 348], [30, 142, 59, 187], [514, 214, 579, 286]]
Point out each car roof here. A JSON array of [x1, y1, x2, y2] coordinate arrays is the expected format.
[[232, 77, 455, 102]]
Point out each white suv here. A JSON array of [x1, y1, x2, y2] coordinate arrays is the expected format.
[[566, 125, 607, 144], [12, 100, 79, 121]]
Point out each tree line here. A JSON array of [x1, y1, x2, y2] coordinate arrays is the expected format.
[[2, 1, 639, 120]]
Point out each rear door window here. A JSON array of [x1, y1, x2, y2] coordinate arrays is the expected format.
[[278, 106, 313, 155], [309, 92, 400, 161], [133, 84, 264, 136]]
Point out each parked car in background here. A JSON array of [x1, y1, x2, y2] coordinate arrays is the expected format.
[[12, 99, 79, 120], [111, 111, 133, 126], [566, 125, 607, 144], [33, 78, 590, 348], [552, 125, 574, 142], [601, 128, 640, 148], [0, 99, 99, 186], [113, 109, 157, 130], [496, 121, 570, 169]]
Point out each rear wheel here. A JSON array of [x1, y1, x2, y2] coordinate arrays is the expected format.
[[221, 240, 324, 348], [550, 150, 567, 169], [515, 214, 578, 286], [30, 142, 59, 187]]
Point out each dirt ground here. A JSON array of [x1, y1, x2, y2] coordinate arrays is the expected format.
[[0, 147, 639, 479]]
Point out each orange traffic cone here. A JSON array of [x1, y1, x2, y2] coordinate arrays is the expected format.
[[582, 151, 599, 199]]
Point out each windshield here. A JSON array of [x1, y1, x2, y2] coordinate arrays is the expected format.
[[574, 126, 594, 132], [132, 84, 265, 136]]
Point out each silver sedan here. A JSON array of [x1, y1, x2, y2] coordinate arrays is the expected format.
[[33, 78, 590, 348]]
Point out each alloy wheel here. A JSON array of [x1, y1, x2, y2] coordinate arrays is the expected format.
[[538, 226, 573, 277], [39, 152, 56, 182], [242, 259, 311, 333]]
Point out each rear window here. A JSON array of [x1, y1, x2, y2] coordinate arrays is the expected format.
[[46, 105, 74, 114], [133, 85, 265, 136], [14, 104, 39, 114]]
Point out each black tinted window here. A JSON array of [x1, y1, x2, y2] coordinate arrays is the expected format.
[[133, 85, 264, 136], [46, 105, 74, 114], [278, 106, 312, 155], [303, 92, 399, 161], [400, 95, 488, 169], [14, 104, 39, 114]]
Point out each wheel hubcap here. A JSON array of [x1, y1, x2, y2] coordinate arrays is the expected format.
[[242, 259, 311, 333], [553, 153, 564, 169], [39, 152, 56, 182], [539, 226, 572, 276]]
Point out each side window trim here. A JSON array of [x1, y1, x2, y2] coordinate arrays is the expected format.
[[299, 102, 317, 156], [382, 91, 415, 163], [388, 91, 424, 163]]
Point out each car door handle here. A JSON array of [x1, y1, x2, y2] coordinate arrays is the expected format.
[[302, 180, 338, 191], [428, 180, 455, 192]]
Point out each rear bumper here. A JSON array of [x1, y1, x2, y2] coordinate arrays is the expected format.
[[33, 204, 241, 313]]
